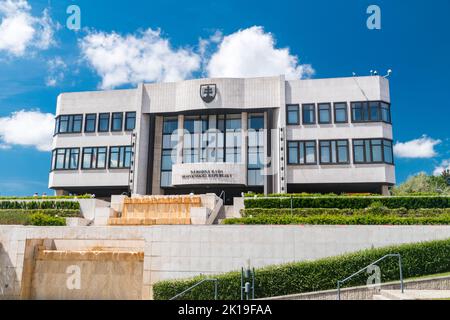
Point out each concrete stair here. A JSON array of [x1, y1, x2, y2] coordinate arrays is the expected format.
[[373, 290, 450, 300]]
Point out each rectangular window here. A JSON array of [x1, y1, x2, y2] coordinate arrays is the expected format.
[[52, 148, 79, 170], [287, 140, 317, 165], [319, 140, 349, 164], [98, 113, 110, 132], [302, 104, 316, 124], [111, 112, 123, 131], [161, 117, 178, 187], [55, 115, 83, 134], [351, 101, 391, 123], [125, 112, 136, 131], [82, 147, 107, 169], [109, 146, 132, 169], [318, 103, 331, 124], [286, 104, 300, 125], [247, 113, 264, 186], [84, 114, 97, 133], [334, 102, 348, 123], [353, 139, 394, 164]]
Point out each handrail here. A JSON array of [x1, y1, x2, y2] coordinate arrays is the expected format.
[[337, 253, 403, 300], [169, 278, 218, 300]]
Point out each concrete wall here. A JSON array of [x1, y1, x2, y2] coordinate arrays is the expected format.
[[1, 225, 450, 300]]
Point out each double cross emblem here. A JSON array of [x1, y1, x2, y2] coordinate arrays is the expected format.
[[200, 84, 217, 103]]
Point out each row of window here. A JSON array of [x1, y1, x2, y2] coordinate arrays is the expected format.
[[286, 101, 391, 125], [287, 139, 394, 165], [54, 112, 136, 134], [51, 146, 133, 171]]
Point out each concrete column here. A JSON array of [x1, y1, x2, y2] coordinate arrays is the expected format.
[[177, 115, 184, 164], [151, 116, 163, 195], [381, 185, 390, 196], [241, 112, 248, 184]]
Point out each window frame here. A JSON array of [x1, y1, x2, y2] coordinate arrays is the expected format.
[[286, 104, 300, 125], [54, 114, 83, 134], [125, 112, 136, 131], [81, 146, 107, 170], [351, 101, 392, 124], [98, 113, 110, 132], [319, 139, 350, 165], [318, 103, 332, 124], [111, 112, 124, 132], [51, 147, 80, 171], [352, 138, 394, 165], [333, 102, 348, 123], [108, 145, 133, 169], [302, 104, 316, 125], [84, 113, 97, 133], [287, 140, 317, 165]]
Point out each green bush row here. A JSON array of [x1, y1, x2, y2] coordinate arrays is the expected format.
[[0, 194, 93, 200], [0, 211, 70, 226], [244, 196, 450, 209], [0, 200, 80, 210], [244, 192, 445, 198], [223, 214, 450, 225], [29, 213, 66, 226], [153, 238, 450, 300], [242, 207, 450, 217]]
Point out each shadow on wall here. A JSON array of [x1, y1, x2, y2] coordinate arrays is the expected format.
[[0, 242, 18, 298]]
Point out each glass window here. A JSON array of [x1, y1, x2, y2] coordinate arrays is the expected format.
[[125, 112, 136, 131], [287, 141, 316, 164], [353, 140, 365, 163], [320, 141, 331, 163], [305, 141, 316, 164], [55, 115, 83, 134], [85, 114, 96, 133], [98, 113, 110, 132], [52, 148, 79, 170], [82, 147, 107, 169], [72, 115, 82, 133], [371, 139, 383, 162], [369, 102, 381, 121], [320, 140, 349, 164], [302, 104, 316, 124], [352, 101, 391, 123], [381, 102, 391, 122], [287, 105, 300, 125], [161, 171, 172, 187], [353, 139, 393, 164], [384, 140, 394, 164], [334, 103, 348, 123], [109, 146, 132, 169], [318, 103, 331, 124], [248, 114, 264, 130], [288, 142, 299, 164], [111, 112, 123, 131]]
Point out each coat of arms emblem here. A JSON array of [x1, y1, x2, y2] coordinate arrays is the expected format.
[[200, 84, 217, 103]]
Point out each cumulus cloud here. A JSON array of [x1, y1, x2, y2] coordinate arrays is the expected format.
[[0, 0, 55, 56], [393, 135, 441, 159], [81, 26, 314, 89], [433, 159, 450, 176], [206, 26, 314, 79], [79, 28, 201, 89], [45, 56, 67, 87], [0, 110, 54, 151]]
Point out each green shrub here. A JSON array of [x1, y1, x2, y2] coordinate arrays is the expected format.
[[0, 209, 79, 225], [0, 195, 93, 200], [0, 200, 80, 210], [244, 196, 450, 210], [223, 214, 450, 225], [153, 238, 450, 300], [29, 213, 66, 226], [242, 207, 450, 218]]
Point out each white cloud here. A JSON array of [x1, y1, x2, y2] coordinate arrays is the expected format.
[[0, 0, 55, 56], [80, 28, 201, 89], [206, 26, 314, 79], [433, 159, 450, 176], [0, 110, 54, 151], [45, 56, 67, 87], [393, 135, 441, 159]]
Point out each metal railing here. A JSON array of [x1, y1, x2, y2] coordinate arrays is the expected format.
[[337, 253, 403, 300], [169, 278, 218, 300]]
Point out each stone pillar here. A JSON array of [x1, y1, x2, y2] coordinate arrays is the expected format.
[[381, 185, 390, 196], [151, 116, 163, 195]]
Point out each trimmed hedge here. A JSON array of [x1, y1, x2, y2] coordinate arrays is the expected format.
[[244, 196, 450, 209], [242, 207, 450, 217], [153, 238, 450, 300], [223, 214, 450, 225], [0, 194, 93, 200], [0, 200, 80, 210], [244, 192, 444, 198], [29, 213, 66, 226], [0, 209, 80, 225]]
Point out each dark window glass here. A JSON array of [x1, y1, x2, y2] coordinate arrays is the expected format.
[[381, 102, 391, 122], [320, 141, 331, 163], [320, 140, 349, 164], [305, 141, 316, 163], [85, 114, 96, 132], [98, 113, 110, 132], [163, 118, 178, 134], [59, 116, 69, 133], [384, 140, 393, 164], [302, 104, 316, 124], [352, 101, 391, 123], [287, 105, 300, 125], [82, 147, 107, 169], [72, 115, 82, 133], [287, 141, 316, 164], [334, 103, 348, 123], [353, 140, 365, 163], [52, 148, 79, 170], [125, 112, 136, 131], [353, 139, 393, 164], [111, 112, 123, 131], [288, 142, 299, 164], [318, 103, 331, 124], [109, 146, 132, 169], [248, 114, 264, 130], [55, 115, 83, 134]]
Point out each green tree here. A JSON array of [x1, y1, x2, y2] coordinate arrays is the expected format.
[[392, 172, 450, 195]]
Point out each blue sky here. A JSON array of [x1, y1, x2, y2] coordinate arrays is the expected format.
[[0, 0, 449, 195]]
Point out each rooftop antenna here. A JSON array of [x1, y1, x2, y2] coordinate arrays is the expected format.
[[373, 70, 378, 76], [383, 69, 392, 78], [370, 70, 374, 76], [352, 72, 357, 77]]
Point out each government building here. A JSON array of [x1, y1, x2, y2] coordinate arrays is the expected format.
[[48, 75, 395, 203]]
